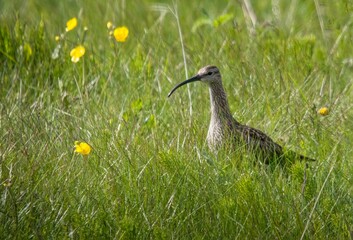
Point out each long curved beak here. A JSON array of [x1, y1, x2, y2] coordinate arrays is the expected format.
[[168, 75, 201, 97]]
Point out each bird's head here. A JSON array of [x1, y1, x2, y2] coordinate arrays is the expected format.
[[168, 65, 221, 97]]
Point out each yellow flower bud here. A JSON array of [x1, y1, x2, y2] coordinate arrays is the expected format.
[[107, 21, 113, 29]]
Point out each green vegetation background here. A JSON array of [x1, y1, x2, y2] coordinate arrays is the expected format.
[[1, 0, 353, 239]]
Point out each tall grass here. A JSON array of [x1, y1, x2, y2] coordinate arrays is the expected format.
[[1, 0, 353, 239]]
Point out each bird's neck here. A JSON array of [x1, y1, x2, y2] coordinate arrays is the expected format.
[[208, 81, 234, 122], [207, 81, 238, 149]]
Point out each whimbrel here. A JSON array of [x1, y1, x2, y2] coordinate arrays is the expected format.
[[168, 65, 315, 163]]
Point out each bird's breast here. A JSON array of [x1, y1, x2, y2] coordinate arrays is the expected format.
[[206, 117, 226, 150]]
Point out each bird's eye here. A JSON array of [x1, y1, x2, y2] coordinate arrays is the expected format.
[[207, 72, 213, 75]]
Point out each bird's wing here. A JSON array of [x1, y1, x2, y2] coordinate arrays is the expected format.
[[237, 124, 283, 157]]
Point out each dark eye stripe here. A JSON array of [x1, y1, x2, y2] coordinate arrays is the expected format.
[[203, 66, 219, 76]]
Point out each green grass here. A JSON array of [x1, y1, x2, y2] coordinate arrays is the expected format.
[[1, 0, 353, 239]]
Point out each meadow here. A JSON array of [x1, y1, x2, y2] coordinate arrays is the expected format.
[[1, 0, 353, 239]]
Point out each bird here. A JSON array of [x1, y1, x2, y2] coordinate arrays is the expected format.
[[168, 65, 315, 164]]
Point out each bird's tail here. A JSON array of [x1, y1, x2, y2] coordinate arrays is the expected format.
[[299, 154, 316, 162], [286, 150, 316, 162]]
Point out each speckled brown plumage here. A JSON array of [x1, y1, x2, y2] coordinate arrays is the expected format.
[[168, 65, 315, 163]]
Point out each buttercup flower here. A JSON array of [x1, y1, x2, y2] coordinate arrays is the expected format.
[[74, 141, 92, 156], [318, 107, 329, 116], [66, 17, 78, 32], [113, 26, 129, 42], [70, 45, 85, 63]]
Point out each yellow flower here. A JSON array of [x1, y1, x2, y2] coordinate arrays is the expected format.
[[70, 45, 85, 63], [318, 107, 329, 116], [55, 35, 60, 41], [107, 21, 113, 29], [74, 141, 92, 156], [113, 26, 129, 42], [66, 17, 78, 32]]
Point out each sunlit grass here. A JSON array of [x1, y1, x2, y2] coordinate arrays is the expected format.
[[1, 0, 353, 239]]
